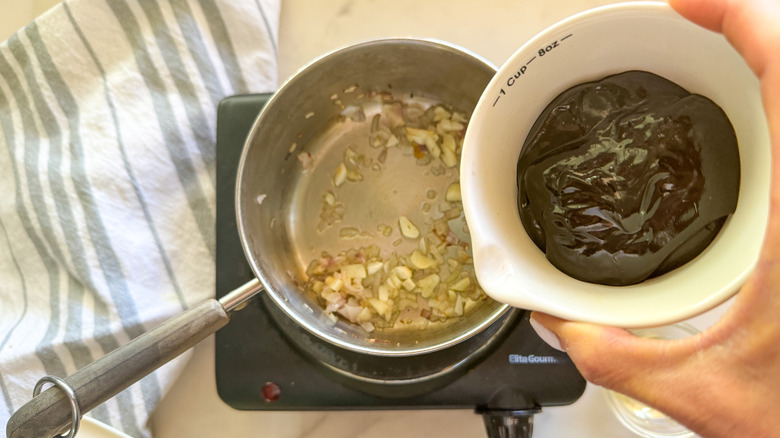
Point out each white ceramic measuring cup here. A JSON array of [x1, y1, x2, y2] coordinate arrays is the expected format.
[[461, 1, 770, 327]]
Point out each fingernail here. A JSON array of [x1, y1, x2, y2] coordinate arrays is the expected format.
[[529, 316, 565, 352]]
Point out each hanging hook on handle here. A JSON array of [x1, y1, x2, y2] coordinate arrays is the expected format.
[[32, 376, 81, 438]]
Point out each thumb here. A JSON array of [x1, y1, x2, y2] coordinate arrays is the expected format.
[[528, 312, 703, 397], [529, 311, 643, 389]]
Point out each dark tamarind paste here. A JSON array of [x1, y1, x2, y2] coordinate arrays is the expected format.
[[517, 70, 740, 286]]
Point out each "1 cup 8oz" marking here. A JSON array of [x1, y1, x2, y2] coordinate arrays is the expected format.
[[493, 34, 573, 107]]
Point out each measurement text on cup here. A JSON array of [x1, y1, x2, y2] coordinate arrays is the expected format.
[[493, 34, 573, 107]]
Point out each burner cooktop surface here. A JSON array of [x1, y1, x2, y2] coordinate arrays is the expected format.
[[214, 93, 585, 415]]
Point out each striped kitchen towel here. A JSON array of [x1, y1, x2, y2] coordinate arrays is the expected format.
[[0, 0, 279, 436]]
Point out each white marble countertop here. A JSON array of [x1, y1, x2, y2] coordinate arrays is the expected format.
[[149, 0, 726, 436]]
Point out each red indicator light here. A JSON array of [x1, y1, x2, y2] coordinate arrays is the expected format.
[[261, 382, 281, 402]]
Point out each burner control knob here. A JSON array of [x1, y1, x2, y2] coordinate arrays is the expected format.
[[477, 408, 540, 438]]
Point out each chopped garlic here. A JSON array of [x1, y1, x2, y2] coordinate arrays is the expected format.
[[369, 298, 389, 316], [346, 169, 363, 182], [342, 263, 367, 279], [334, 162, 347, 186], [442, 147, 457, 168], [445, 183, 461, 202], [386, 275, 402, 289], [449, 277, 470, 291], [339, 227, 360, 239], [324, 191, 336, 206], [367, 261, 383, 275], [393, 265, 413, 280], [378, 285, 389, 302], [418, 274, 440, 298], [386, 134, 399, 147], [433, 106, 451, 122], [437, 118, 465, 133], [441, 134, 456, 153], [452, 112, 468, 123], [454, 295, 464, 316], [410, 250, 435, 270], [425, 136, 441, 158], [398, 216, 420, 239], [405, 127, 436, 145], [325, 276, 343, 292]]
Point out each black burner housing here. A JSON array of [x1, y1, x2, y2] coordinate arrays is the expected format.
[[214, 94, 586, 438]]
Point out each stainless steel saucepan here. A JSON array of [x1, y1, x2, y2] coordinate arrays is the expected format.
[[7, 38, 508, 438]]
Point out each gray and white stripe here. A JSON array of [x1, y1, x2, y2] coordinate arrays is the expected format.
[[0, 0, 278, 436]]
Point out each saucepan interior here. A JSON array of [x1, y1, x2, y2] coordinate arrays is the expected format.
[[236, 38, 509, 356]]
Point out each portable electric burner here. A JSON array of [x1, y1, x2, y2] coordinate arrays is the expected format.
[[214, 94, 586, 438]]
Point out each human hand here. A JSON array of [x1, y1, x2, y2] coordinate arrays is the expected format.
[[529, 1, 780, 437]]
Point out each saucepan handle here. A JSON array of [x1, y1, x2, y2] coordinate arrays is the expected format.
[[6, 278, 264, 438]]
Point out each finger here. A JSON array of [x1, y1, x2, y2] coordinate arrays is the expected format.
[[529, 312, 718, 433], [670, 0, 780, 77], [529, 312, 701, 391], [670, 0, 780, 302], [530, 312, 645, 388], [668, 0, 728, 31]]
